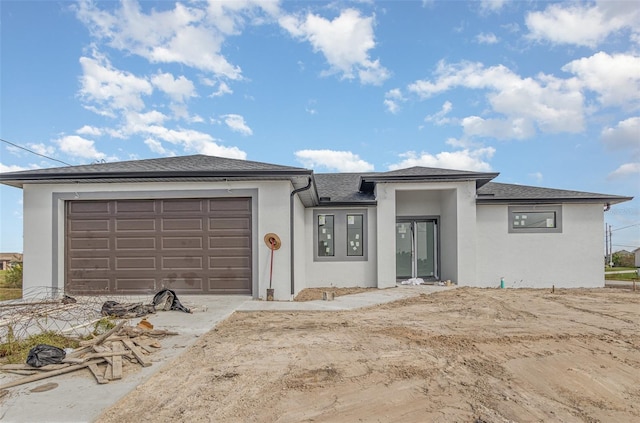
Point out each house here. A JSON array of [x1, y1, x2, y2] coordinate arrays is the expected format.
[[0, 253, 23, 271], [635, 248, 640, 268], [0, 155, 633, 300]]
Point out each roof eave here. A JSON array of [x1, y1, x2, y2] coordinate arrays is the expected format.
[[476, 196, 634, 205], [358, 172, 500, 191]]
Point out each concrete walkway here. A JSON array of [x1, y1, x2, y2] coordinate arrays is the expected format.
[[0, 285, 451, 423]]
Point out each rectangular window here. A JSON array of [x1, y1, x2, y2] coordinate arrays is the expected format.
[[317, 214, 334, 256], [508, 205, 562, 233], [513, 211, 556, 229], [346, 214, 363, 256], [313, 209, 368, 261]]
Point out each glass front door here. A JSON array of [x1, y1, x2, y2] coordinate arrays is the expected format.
[[396, 219, 437, 280]]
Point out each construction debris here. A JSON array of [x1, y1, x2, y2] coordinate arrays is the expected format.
[[0, 321, 177, 390]]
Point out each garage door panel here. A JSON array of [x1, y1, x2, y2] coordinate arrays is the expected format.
[[67, 278, 110, 293], [69, 201, 110, 214], [115, 200, 156, 213], [69, 220, 110, 232], [115, 278, 156, 292], [70, 257, 110, 270], [116, 237, 156, 250], [207, 198, 251, 214], [162, 199, 204, 213], [69, 237, 110, 251], [208, 236, 250, 248], [162, 218, 204, 231], [162, 237, 203, 249], [116, 219, 156, 232], [115, 257, 156, 270], [67, 198, 252, 295], [162, 256, 203, 270], [209, 217, 250, 230], [208, 278, 251, 293]]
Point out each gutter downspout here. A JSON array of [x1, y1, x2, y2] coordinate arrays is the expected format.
[[290, 177, 313, 296]]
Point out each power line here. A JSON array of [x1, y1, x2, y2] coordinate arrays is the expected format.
[[612, 223, 640, 231], [0, 137, 71, 166]]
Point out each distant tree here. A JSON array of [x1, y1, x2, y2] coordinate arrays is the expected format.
[[612, 251, 635, 268], [4, 262, 22, 288]]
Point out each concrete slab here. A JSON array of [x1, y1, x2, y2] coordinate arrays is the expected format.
[[0, 285, 452, 422]]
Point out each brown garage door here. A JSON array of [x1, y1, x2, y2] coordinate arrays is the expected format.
[[66, 198, 252, 295]]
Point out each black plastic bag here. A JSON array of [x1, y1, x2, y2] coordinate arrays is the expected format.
[[26, 344, 66, 368], [152, 289, 191, 313]]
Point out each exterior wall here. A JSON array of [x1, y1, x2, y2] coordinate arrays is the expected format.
[[292, 193, 307, 298], [22, 181, 294, 300], [303, 206, 377, 288], [377, 181, 477, 286], [476, 203, 605, 288]]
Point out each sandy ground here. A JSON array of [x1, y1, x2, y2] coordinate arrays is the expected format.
[[97, 287, 640, 423]]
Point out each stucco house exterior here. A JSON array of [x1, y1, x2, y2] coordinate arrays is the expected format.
[[0, 155, 632, 300]]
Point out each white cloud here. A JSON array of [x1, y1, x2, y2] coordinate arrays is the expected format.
[[562, 52, 640, 109], [601, 117, 640, 154], [461, 116, 535, 140], [475, 32, 498, 44], [207, 80, 233, 97], [56, 135, 107, 160], [608, 162, 640, 179], [425, 101, 454, 125], [408, 60, 585, 138], [151, 72, 196, 103], [388, 147, 495, 172], [480, 0, 508, 14], [75, 0, 243, 79], [144, 138, 172, 155], [280, 8, 389, 85], [221, 114, 253, 136], [384, 88, 405, 114], [79, 53, 153, 113], [76, 125, 103, 136], [525, 1, 640, 47], [0, 163, 28, 173], [28, 143, 56, 157], [138, 125, 246, 159], [295, 149, 374, 172], [529, 172, 543, 184]]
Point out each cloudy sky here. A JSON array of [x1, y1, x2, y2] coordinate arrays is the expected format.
[[1, 0, 639, 252]]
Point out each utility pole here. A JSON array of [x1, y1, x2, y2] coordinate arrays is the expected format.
[[605, 223, 609, 267], [608, 224, 613, 267]]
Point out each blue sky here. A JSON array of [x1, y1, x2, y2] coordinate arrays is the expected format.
[[1, 0, 639, 253]]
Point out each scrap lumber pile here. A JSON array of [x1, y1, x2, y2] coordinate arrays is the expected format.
[[0, 320, 177, 390]]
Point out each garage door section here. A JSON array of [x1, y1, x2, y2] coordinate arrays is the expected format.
[[66, 198, 252, 295]]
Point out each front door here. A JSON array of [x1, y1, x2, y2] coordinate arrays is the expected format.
[[396, 219, 438, 280]]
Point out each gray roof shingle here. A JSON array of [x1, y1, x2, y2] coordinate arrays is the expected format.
[[477, 182, 632, 204]]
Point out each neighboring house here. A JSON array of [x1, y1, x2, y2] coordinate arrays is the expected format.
[[635, 248, 640, 268], [0, 155, 633, 300], [0, 253, 23, 271]]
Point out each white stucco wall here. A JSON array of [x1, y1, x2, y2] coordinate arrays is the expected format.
[[303, 207, 377, 288], [376, 181, 477, 286], [21, 180, 295, 300], [476, 203, 605, 288]]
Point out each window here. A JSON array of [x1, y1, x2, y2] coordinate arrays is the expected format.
[[508, 205, 562, 233], [314, 209, 368, 261], [347, 214, 363, 256], [317, 214, 334, 256]]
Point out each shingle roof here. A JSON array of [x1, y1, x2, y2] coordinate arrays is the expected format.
[[358, 166, 499, 191], [0, 154, 311, 188], [477, 182, 632, 204], [314, 173, 375, 204]]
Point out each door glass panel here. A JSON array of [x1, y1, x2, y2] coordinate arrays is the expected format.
[[395, 222, 412, 279], [416, 221, 435, 278]]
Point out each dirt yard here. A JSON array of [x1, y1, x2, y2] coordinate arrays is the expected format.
[[97, 287, 640, 422]]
